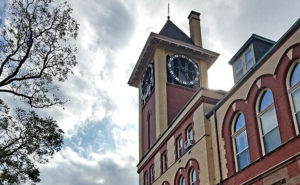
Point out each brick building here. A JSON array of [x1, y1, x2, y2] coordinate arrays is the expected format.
[[128, 11, 300, 185]]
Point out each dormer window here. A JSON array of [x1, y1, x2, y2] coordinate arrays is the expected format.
[[245, 48, 254, 71], [234, 47, 255, 82], [230, 34, 275, 84], [235, 60, 243, 81]]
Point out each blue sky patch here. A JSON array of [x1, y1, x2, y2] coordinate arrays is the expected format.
[[64, 117, 116, 158]]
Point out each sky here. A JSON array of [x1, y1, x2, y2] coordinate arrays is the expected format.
[[0, 0, 300, 185]]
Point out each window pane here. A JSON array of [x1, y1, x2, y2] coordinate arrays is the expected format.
[[235, 130, 248, 153], [296, 111, 300, 131], [150, 166, 154, 184], [178, 137, 183, 157], [191, 169, 196, 185], [259, 89, 274, 112], [263, 127, 281, 153], [245, 49, 254, 71], [162, 153, 167, 173], [188, 128, 193, 141], [237, 70, 243, 81], [235, 113, 245, 132], [181, 177, 185, 185], [235, 60, 243, 81], [145, 173, 148, 185], [292, 88, 300, 112], [245, 49, 252, 61], [236, 60, 243, 71], [290, 63, 300, 87], [237, 148, 250, 170], [246, 59, 254, 71], [261, 107, 278, 135]]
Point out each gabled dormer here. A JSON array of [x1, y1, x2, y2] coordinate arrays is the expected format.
[[229, 34, 276, 83]]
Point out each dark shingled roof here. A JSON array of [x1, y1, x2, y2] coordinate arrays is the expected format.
[[228, 34, 275, 65], [159, 20, 194, 45]]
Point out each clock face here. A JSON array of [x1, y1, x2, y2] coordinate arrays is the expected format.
[[167, 54, 200, 87], [141, 63, 154, 104]]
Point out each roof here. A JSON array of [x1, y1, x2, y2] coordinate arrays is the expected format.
[[128, 18, 220, 87], [159, 20, 194, 45], [206, 18, 300, 118], [228, 34, 276, 65], [128, 32, 219, 87]]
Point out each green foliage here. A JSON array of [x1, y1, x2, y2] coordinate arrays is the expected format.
[[0, 102, 64, 184]]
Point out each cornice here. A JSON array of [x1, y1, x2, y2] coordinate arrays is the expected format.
[[128, 33, 219, 87]]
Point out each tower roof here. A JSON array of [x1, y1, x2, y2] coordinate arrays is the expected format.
[[128, 17, 219, 88], [159, 20, 194, 45], [127, 33, 219, 87]]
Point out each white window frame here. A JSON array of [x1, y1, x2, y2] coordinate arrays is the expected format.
[[189, 168, 197, 185], [180, 176, 185, 185], [231, 112, 250, 171], [235, 59, 243, 82], [233, 44, 256, 83], [150, 165, 154, 184], [161, 152, 167, 174], [177, 136, 183, 158], [286, 60, 300, 135], [245, 48, 255, 71], [144, 172, 148, 185], [256, 89, 281, 155], [186, 125, 194, 141]]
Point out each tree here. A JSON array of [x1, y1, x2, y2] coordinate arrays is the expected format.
[[0, 0, 78, 184], [0, 100, 64, 184]]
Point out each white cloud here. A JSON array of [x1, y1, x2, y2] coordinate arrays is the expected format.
[[39, 147, 138, 185]]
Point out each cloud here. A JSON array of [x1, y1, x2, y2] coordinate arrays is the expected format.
[[39, 147, 138, 185], [33, 0, 137, 135], [0, 1, 7, 26], [69, 0, 135, 51]]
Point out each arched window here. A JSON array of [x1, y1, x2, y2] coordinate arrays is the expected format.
[[179, 176, 185, 185], [161, 151, 167, 174], [150, 165, 154, 184], [189, 168, 196, 185], [289, 62, 300, 132], [257, 89, 281, 154], [177, 136, 183, 158], [187, 125, 193, 141], [233, 113, 250, 171], [147, 112, 151, 150]]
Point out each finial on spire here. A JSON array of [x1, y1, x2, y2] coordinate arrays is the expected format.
[[167, 3, 170, 20]]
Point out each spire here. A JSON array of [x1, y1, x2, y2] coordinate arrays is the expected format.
[[167, 3, 170, 20], [159, 20, 194, 45]]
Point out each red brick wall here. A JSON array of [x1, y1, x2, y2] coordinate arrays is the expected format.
[[138, 95, 219, 174], [222, 137, 300, 184], [167, 83, 196, 124], [221, 43, 300, 184], [142, 90, 156, 155], [174, 159, 200, 185]]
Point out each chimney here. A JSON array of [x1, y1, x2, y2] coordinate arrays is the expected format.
[[188, 11, 202, 47]]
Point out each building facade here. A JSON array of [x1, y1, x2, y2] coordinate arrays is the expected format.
[[128, 11, 300, 185]]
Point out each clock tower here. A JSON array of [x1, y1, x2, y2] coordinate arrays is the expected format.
[[128, 11, 219, 159]]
